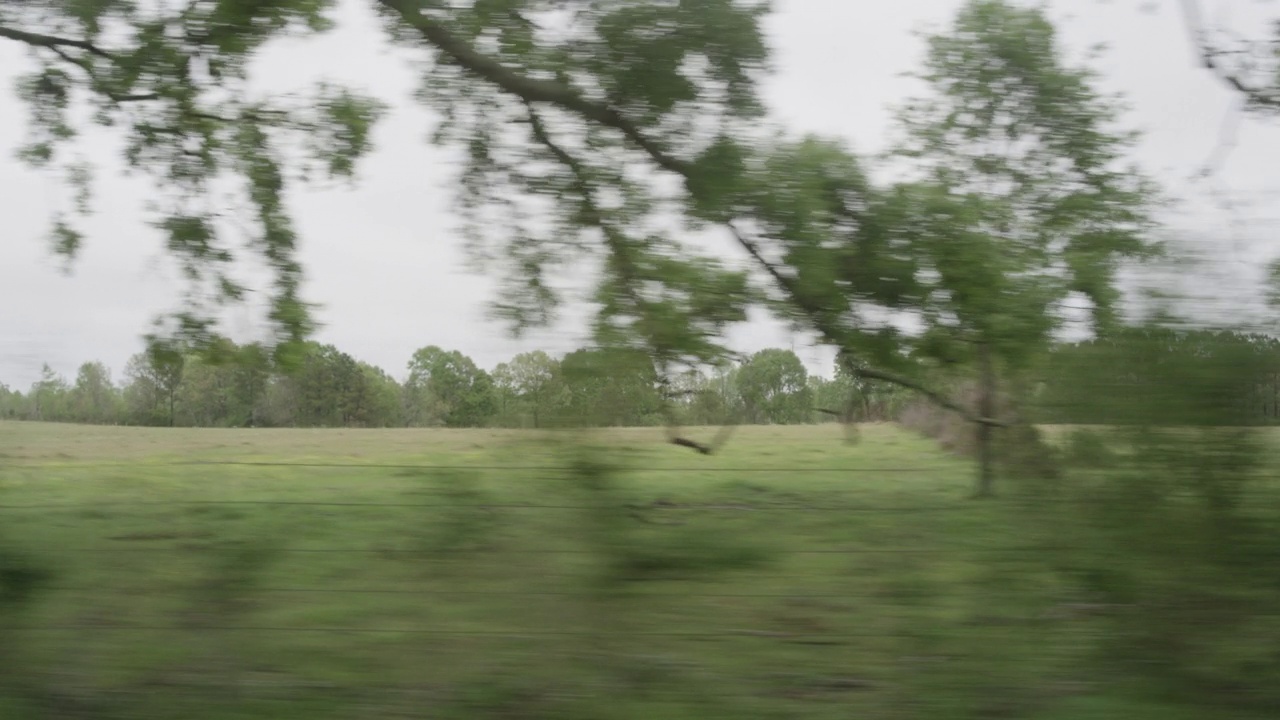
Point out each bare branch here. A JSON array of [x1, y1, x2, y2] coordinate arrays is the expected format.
[[1178, 0, 1280, 109]]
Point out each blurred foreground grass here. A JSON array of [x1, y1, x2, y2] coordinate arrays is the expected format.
[[0, 421, 1259, 719]]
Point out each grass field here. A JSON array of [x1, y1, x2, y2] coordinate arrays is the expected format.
[[0, 421, 1217, 719]]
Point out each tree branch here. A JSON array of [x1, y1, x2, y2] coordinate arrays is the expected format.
[[524, 102, 735, 453], [0, 24, 161, 103], [42, 44, 161, 102], [726, 221, 1004, 428], [1178, 0, 1280, 109], [0, 25, 115, 58], [379, 0, 1003, 431], [377, 0, 692, 176]]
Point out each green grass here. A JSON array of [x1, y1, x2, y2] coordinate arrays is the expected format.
[[0, 421, 1213, 718]]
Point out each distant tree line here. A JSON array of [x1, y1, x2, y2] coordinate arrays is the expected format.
[[1035, 328, 1280, 427], [5, 328, 1279, 431], [5, 327, 1277, 431], [0, 341, 910, 430]]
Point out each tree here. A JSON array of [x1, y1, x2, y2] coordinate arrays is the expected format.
[[0, 384, 24, 420], [1179, 0, 1280, 114], [174, 342, 272, 428], [356, 362, 403, 428], [882, 0, 1156, 494], [558, 347, 662, 428], [0, 1, 1157, 465], [29, 364, 69, 422], [404, 347, 495, 428], [1039, 328, 1280, 427], [149, 346, 186, 427], [122, 349, 184, 426], [735, 349, 811, 425], [277, 343, 368, 427], [491, 350, 562, 429], [227, 342, 273, 427], [68, 361, 118, 423]]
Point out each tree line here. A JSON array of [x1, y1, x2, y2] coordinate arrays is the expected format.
[[1034, 327, 1280, 427], [0, 342, 910, 430], [8, 328, 1279, 431]]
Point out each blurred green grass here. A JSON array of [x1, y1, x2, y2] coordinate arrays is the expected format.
[[0, 420, 1239, 719]]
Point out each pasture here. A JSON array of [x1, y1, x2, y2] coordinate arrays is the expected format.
[[0, 421, 1217, 719]]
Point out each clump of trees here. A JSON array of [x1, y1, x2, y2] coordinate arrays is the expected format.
[[0, 343, 908, 430]]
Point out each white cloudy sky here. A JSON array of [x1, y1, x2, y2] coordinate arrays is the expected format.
[[2, 0, 1280, 388]]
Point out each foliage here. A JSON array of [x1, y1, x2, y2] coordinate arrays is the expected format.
[[889, 0, 1156, 363], [735, 348, 812, 425], [404, 345, 496, 428], [1, 1, 1159, 447], [2, 343, 874, 430], [0, 0, 386, 363], [490, 350, 564, 429], [555, 347, 663, 428], [1029, 323, 1280, 716], [1036, 328, 1280, 426]]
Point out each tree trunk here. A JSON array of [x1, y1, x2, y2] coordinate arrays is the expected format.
[[975, 342, 997, 498]]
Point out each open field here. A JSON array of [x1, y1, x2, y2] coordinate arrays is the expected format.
[[0, 421, 1238, 719]]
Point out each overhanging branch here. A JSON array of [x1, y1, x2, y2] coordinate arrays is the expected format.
[[0, 24, 161, 103], [376, 1, 1004, 430], [726, 221, 1004, 428], [0, 25, 114, 58], [378, 0, 692, 177], [524, 102, 734, 454]]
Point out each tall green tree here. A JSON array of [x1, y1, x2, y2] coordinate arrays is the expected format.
[[68, 361, 118, 424], [122, 349, 184, 426], [558, 347, 662, 428], [0, 384, 24, 420], [404, 346, 495, 428], [174, 341, 273, 428], [29, 364, 69, 422], [735, 349, 812, 425], [491, 350, 562, 429], [279, 343, 367, 427], [885, 0, 1157, 494], [121, 353, 161, 425], [349, 362, 401, 428]]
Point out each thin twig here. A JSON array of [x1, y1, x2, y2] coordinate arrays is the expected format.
[[1178, 0, 1280, 109]]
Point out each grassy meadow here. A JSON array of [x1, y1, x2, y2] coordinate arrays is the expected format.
[[0, 420, 1233, 719]]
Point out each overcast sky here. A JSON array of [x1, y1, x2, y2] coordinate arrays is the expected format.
[[3, 0, 1280, 388]]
